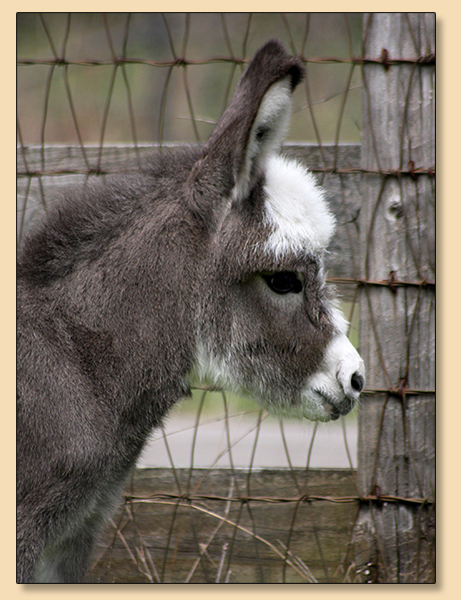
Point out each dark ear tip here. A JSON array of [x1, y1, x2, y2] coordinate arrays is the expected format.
[[253, 38, 305, 90]]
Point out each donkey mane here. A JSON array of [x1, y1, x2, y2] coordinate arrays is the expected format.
[[18, 146, 203, 286]]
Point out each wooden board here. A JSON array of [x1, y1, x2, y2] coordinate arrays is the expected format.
[[354, 13, 435, 583], [89, 467, 362, 584]]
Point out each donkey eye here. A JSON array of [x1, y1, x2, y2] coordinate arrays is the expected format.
[[263, 272, 303, 295]]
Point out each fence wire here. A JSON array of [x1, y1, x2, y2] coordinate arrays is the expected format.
[[16, 12, 435, 583]]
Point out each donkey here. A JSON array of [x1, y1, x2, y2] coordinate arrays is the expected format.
[[17, 40, 365, 583]]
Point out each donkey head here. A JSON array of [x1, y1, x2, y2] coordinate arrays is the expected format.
[[190, 40, 365, 421]]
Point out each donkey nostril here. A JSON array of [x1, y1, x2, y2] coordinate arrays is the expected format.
[[351, 372, 364, 394]]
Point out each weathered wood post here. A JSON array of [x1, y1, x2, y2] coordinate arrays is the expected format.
[[353, 13, 435, 582]]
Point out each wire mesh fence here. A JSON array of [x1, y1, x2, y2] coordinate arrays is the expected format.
[[16, 12, 435, 583]]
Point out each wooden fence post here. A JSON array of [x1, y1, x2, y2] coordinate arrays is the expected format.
[[353, 13, 435, 583]]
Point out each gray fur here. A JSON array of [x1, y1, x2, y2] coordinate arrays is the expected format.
[[17, 40, 364, 583]]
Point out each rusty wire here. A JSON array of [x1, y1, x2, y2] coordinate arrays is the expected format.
[[17, 12, 435, 583]]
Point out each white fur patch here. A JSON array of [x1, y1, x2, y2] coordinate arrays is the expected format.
[[193, 342, 234, 392], [301, 332, 365, 420], [263, 155, 336, 258], [251, 78, 292, 151], [234, 78, 292, 201]]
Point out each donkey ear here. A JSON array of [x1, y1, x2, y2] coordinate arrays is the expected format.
[[192, 40, 304, 203]]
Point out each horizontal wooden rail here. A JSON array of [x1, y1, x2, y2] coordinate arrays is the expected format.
[[91, 467, 358, 583], [17, 143, 363, 300]]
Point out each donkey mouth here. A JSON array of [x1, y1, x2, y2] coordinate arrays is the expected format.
[[314, 390, 354, 421], [324, 404, 341, 420]]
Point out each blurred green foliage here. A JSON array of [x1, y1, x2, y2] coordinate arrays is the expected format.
[[17, 12, 362, 146]]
